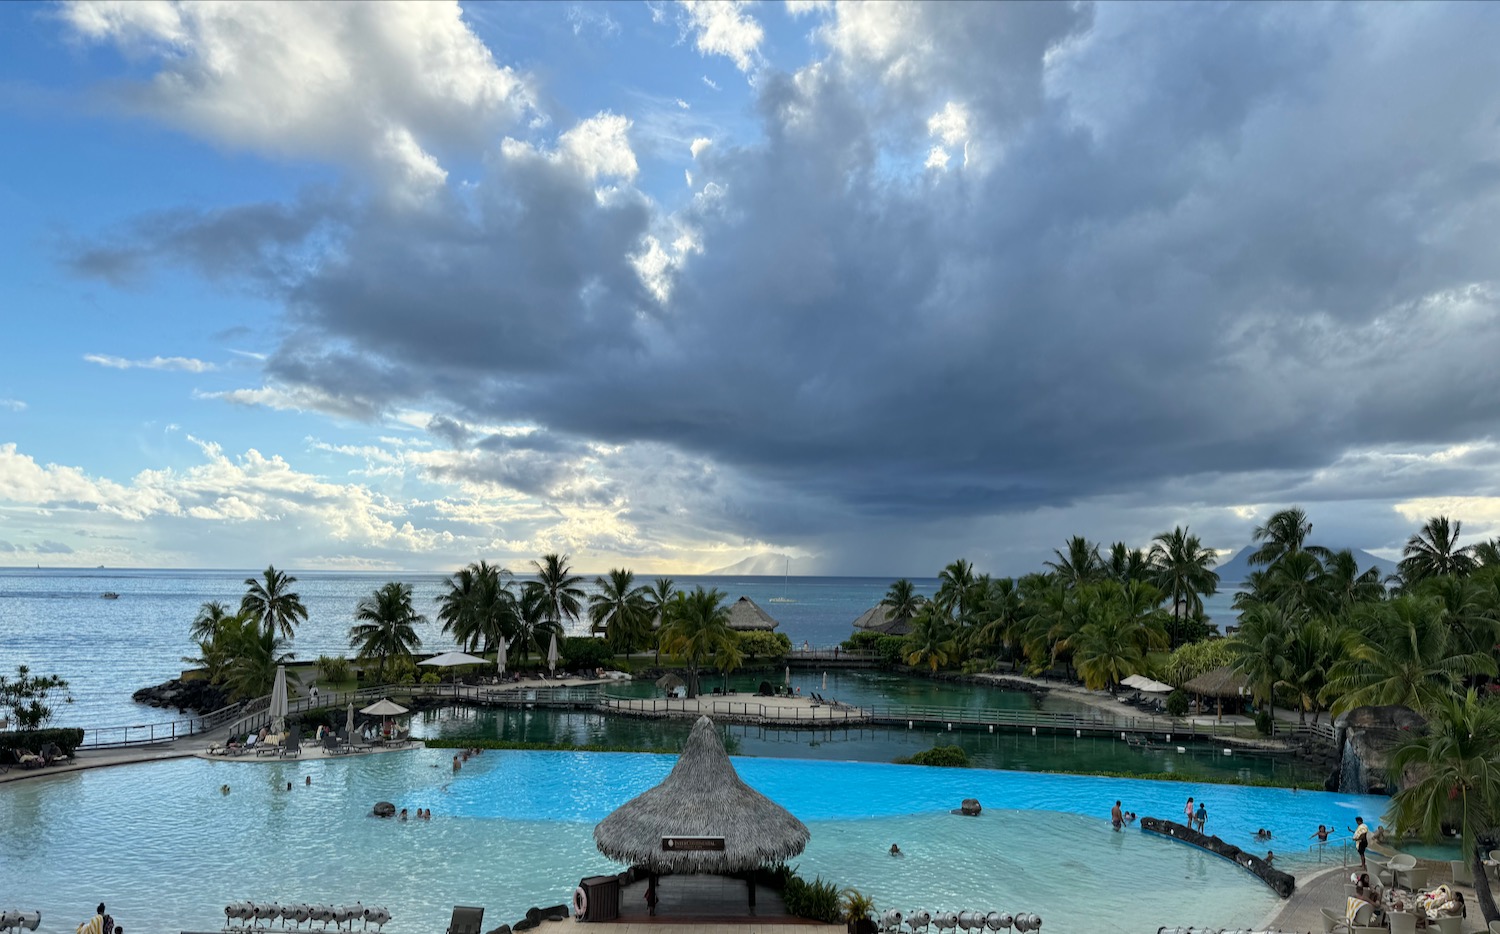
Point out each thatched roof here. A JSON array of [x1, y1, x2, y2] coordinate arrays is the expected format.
[[850, 604, 912, 636], [1181, 666, 1250, 698], [594, 716, 809, 873], [656, 673, 685, 691], [725, 596, 779, 631]]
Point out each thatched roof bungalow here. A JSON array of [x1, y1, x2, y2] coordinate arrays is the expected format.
[[724, 596, 780, 631], [594, 715, 809, 874], [850, 604, 912, 636], [1182, 667, 1249, 698]]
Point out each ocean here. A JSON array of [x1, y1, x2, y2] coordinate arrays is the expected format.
[[0, 568, 1240, 731]]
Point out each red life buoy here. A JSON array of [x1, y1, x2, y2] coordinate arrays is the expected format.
[[573, 886, 588, 918]]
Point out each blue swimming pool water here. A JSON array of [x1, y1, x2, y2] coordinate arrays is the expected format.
[[0, 749, 1387, 934]]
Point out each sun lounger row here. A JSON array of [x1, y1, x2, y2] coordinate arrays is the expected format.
[[222, 901, 389, 931], [880, 908, 1043, 933]]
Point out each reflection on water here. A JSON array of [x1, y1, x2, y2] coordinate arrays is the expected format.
[[417, 705, 1323, 785]]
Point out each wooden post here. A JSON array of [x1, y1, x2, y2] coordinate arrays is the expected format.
[[746, 873, 757, 913]]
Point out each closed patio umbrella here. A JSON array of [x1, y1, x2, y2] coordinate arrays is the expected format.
[[496, 635, 508, 676], [269, 665, 289, 734], [547, 631, 559, 676], [345, 702, 355, 739]]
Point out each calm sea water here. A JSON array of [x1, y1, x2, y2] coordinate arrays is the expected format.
[[0, 568, 1241, 729], [0, 747, 1381, 934]]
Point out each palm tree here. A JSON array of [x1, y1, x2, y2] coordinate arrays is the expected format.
[[511, 581, 555, 661], [935, 559, 978, 623], [1106, 543, 1151, 585], [532, 553, 586, 632], [190, 600, 234, 643], [1473, 538, 1500, 568], [1323, 595, 1496, 716], [1320, 549, 1386, 611], [903, 603, 957, 673], [1400, 515, 1478, 584], [241, 565, 309, 639], [880, 578, 926, 626], [1387, 690, 1500, 923], [644, 577, 677, 664], [1045, 536, 1103, 588], [972, 577, 1024, 668], [1148, 526, 1220, 638], [589, 569, 651, 655], [436, 561, 516, 654], [221, 615, 294, 700], [1226, 602, 1295, 724], [1283, 616, 1342, 724], [1264, 550, 1332, 619], [348, 581, 426, 680], [657, 587, 735, 697], [1070, 583, 1169, 691], [1248, 507, 1330, 568], [182, 608, 261, 689]]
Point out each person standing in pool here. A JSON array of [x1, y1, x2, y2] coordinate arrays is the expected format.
[[1350, 816, 1370, 868], [1184, 796, 1195, 827], [1195, 801, 1207, 833], [1111, 801, 1124, 831]]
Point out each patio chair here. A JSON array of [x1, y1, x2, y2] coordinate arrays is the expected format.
[[1451, 859, 1474, 886], [1432, 915, 1462, 934], [1382, 853, 1417, 889], [1403, 866, 1430, 891], [446, 906, 483, 934], [1388, 911, 1417, 934], [1488, 921, 1500, 934], [280, 726, 302, 759], [1320, 907, 1347, 934]]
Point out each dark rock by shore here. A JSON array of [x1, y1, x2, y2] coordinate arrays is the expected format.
[[132, 677, 231, 715]]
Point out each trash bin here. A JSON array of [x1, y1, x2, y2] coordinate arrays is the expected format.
[[575, 875, 620, 922]]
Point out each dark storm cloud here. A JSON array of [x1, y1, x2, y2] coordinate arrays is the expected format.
[[64, 3, 1500, 560]]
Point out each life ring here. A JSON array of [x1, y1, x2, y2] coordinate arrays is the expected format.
[[573, 886, 588, 918]]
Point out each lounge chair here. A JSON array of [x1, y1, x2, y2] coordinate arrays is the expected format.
[[40, 742, 73, 765], [1382, 853, 1417, 888], [280, 726, 302, 759], [257, 734, 283, 756], [233, 734, 258, 756], [446, 905, 484, 934]]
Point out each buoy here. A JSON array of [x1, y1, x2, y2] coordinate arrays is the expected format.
[[573, 886, 589, 918], [1031, 727, 1036, 735], [1223, 748, 1232, 756], [1075, 729, 1081, 737], [1177, 746, 1187, 753], [909, 720, 913, 729], [989, 725, 993, 733], [946, 722, 952, 731]]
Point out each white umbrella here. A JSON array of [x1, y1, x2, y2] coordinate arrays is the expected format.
[[784, 665, 790, 686], [496, 635, 508, 676], [345, 702, 355, 739], [546, 631, 559, 675], [1122, 674, 1175, 694], [822, 671, 827, 691], [419, 651, 489, 668], [269, 665, 289, 734], [360, 697, 410, 737]]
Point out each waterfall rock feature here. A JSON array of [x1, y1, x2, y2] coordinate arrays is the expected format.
[[1336, 705, 1427, 794]]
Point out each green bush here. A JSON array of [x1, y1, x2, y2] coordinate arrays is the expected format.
[[315, 655, 352, 684], [420, 672, 442, 685], [895, 745, 970, 767], [0, 727, 85, 755], [1165, 689, 1189, 718], [876, 636, 907, 666], [842, 631, 882, 652], [736, 630, 792, 661], [1255, 709, 1274, 736], [781, 872, 842, 923], [560, 636, 615, 671]]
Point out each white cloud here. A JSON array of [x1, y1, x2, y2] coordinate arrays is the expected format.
[[84, 353, 217, 372], [195, 384, 381, 422], [670, 0, 763, 72], [567, 5, 620, 38], [0, 399, 26, 412], [924, 146, 950, 170], [785, 0, 832, 16], [928, 101, 970, 148], [702, 76, 720, 91], [558, 113, 639, 181], [690, 137, 713, 158], [676, 98, 691, 110], [61, 0, 534, 204]]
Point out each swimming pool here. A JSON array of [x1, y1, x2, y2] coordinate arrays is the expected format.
[[0, 748, 1387, 934]]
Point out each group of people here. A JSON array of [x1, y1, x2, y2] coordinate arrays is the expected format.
[[1184, 796, 1208, 832], [452, 747, 484, 771], [76, 902, 122, 934], [1109, 801, 1138, 831], [398, 807, 431, 821]]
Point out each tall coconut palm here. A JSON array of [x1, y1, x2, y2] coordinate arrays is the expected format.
[[657, 586, 735, 698], [1046, 536, 1103, 589], [348, 581, 426, 680], [1070, 583, 1169, 692], [880, 578, 926, 626], [1226, 601, 1295, 723], [1387, 690, 1500, 923], [644, 577, 678, 664], [903, 603, 957, 673], [1106, 543, 1152, 585], [589, 569, 651, 654], [1400, 515, 1478, 584], [190, 600, 234, 643], [222, 614, 294, 700], [1284, 616, 1343, 725], [511, 581, 556, 661], [1473, 538, 1500, 569], [1323, 595, 1496, 716], [1248, 507, 1330, 568], [1320, 549, 1386, 611], [436, 561, 516, 654], [532, 553, 586, 632], [1148, 526, 1220, 636], [935, 559, 978, 623], [1264, 550, 1332, 619], [972, 577, 1023, 667], [241, 565, 309, 640]]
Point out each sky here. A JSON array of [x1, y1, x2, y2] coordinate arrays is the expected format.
[[2, 1, 1500, 577]]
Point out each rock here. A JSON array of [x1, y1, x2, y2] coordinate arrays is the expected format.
[[960, 798, 982, 816], [373, 802, 396, 818], [132, 677, 230, 715], [1140, 817, 1295, 898], [484, 926, 511, 934], [1337, 705, 1427, 794]]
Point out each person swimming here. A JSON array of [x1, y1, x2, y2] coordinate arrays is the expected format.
[[889, 843, 902, 856]]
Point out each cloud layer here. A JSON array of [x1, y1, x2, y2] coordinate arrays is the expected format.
[[41, 1, 1500, 571]]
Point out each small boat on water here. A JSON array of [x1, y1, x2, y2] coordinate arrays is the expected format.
[[101, 592, 120, 599]]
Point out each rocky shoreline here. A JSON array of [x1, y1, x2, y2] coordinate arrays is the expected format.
[[132, 677, 232, 716]]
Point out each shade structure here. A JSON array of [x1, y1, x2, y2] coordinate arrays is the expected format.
[[269, 665, 289, 734], [725, 596, 780, 631], [419, 651, 489, 668], [594, 715, 809, 873], [850, 604, 912, 636], [546, 631, 559, 674], [360, 698, 410, 717], [1122, 674, 1174, 694], [656, 673, 685, 692], [1181, 667, 1250, 698]]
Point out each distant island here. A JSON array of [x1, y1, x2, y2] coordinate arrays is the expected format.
[[707, 553, 802, 576], [1211, 544, 1396, 587]]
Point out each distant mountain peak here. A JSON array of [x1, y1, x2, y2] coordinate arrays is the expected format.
[[706, 553, 799, 576], [1212, 544, 1398, 585]]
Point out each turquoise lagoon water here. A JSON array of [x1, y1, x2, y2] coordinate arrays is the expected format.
[[1, 749, 1384, 934]]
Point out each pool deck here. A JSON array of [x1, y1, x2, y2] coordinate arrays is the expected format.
[[1259, 856, 1490, 934]]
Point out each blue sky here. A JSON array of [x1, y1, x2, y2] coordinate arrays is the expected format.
[[2, 1, 1500, 576]]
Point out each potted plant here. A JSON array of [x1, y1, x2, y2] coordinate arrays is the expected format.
[[842, 888, 877, 934]]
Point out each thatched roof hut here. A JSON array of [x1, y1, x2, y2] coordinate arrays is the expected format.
[[724, 596, 780, 631], [1182, 666, 1249, 698], [850, 604, 912, 636], [594, 715, 809, 873]]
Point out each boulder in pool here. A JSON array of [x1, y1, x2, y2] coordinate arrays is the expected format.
[[960, 798, 981, 816], [373, 801, 396, 818]]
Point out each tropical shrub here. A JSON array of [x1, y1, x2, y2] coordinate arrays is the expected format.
[[895, 745, 970, 767], [0, 666, 73, 730], [1166, 689, 1189, 718], [843, 631, 882, 652], [876, 636, 907, 666], [315, 655, 352, 684], [1165, 638, 1233, 687], [781, 872, 841, 923], [560, 636, 615, 671], [1255, 709, 1274, 735], [841, 888, 876, 926], [737, 630, 792, 661], [0, 727, 84, 755], [420, 672, 442, 685]]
